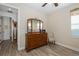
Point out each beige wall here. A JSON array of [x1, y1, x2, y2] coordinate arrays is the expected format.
[[47, 3, 79, 51], [7, 3, 47, 50]]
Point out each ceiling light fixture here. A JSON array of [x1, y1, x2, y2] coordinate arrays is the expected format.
[[8, 8, 13, 13]]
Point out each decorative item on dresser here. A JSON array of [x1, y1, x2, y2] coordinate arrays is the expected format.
[[26, 18, 48, 52]]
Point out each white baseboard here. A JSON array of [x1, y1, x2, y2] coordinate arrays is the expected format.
[[18, 47, 25, 51], [56, 42, 79, 52], [17, 42, 79, 52]]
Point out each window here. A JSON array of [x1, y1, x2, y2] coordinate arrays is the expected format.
[[71, 14, 79, 37]]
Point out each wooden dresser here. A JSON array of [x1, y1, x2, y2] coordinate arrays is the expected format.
[[26, 32, 48, 51]]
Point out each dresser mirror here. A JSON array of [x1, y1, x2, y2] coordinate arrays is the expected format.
[[27, 18, 43, 32]]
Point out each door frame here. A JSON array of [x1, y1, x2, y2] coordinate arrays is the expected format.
[[0, 3, 20, 50]]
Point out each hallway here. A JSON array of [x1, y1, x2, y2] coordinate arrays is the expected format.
[[0, 40, 17, 56]]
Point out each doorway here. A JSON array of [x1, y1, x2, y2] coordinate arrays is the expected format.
[[0, 4, 18, 55]]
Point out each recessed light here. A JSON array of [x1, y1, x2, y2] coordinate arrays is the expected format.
[[48, 3, 52, 5], [8, 8, 12, 11], [8, 8, 13, 13]]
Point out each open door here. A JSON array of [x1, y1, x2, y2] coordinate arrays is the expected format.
[[13, 20, 17, 42], [10, 18, 17, 42]]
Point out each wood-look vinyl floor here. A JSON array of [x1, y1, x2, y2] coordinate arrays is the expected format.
[[0, 40, 79, 56]]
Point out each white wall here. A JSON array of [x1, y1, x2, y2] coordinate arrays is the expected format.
[[0, 16, 11, 41], [7, 3, 47, 50], [0, 11, 16, 20], [3, 17, 10, 40], [0, 17, 3, 41], [47, 4, 79, 51]]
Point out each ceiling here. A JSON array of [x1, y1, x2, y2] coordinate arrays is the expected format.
[[26, 3, 71, 15], [0, 4, 17, 14], [0, 3, 72, 15]]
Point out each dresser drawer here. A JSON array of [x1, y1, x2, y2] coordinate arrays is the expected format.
[[26, 32, 48, 51]]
